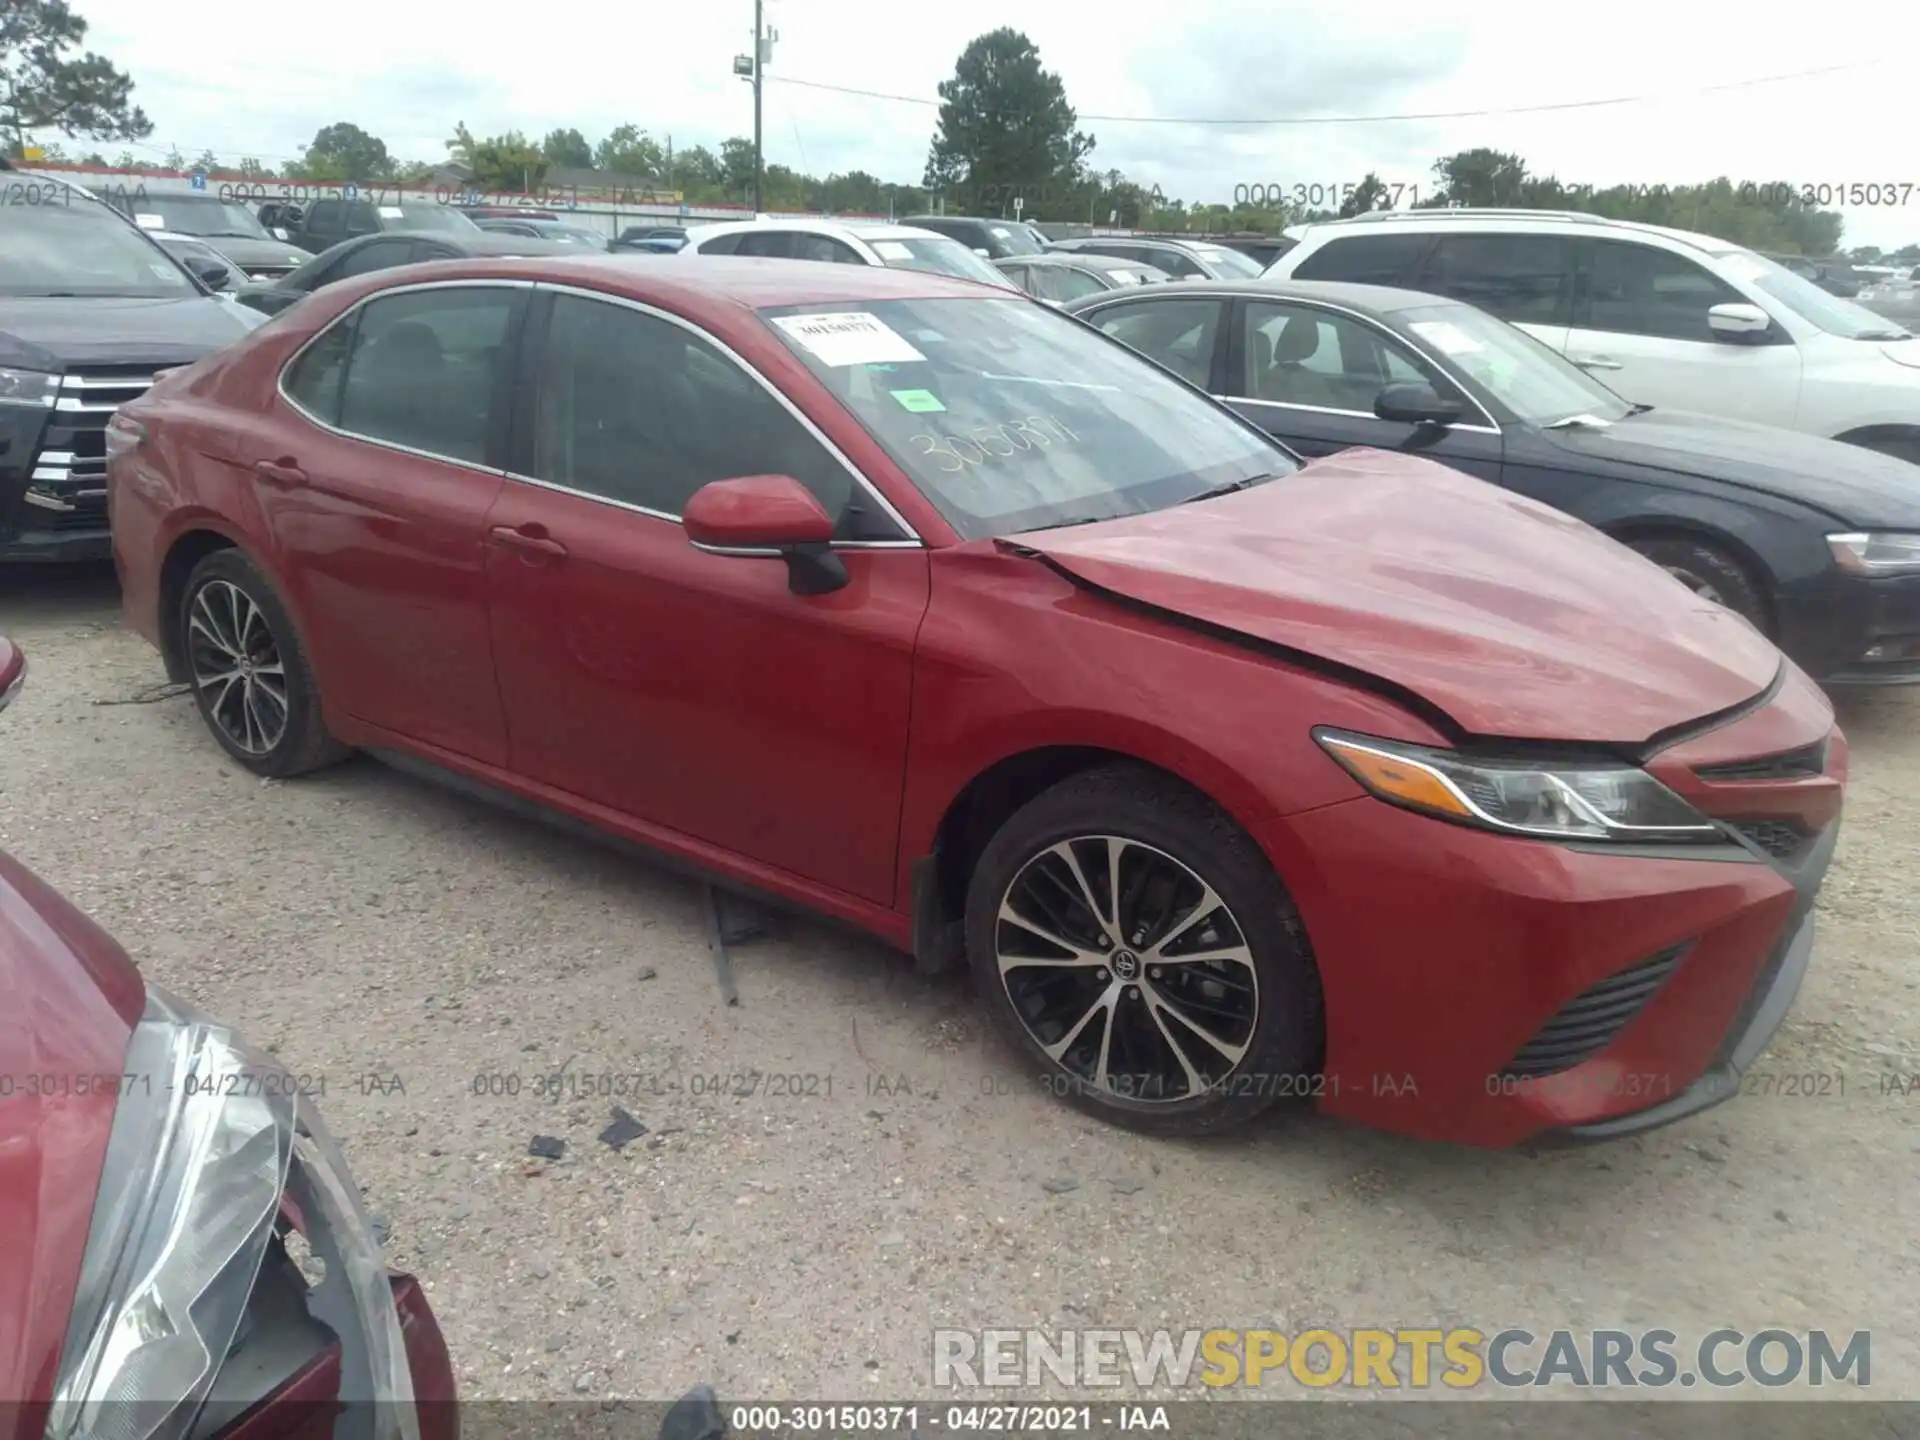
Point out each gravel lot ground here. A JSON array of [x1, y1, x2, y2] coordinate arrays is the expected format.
[[2, 563, 1916, 1408]]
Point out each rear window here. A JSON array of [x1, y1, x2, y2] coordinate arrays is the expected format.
[[1292, 232, 1430, 285]]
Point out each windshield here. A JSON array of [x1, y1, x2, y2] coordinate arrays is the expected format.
[[553, 227, 609, 250], [763, 297, 1296, 539], [393, 206, 481, 234], [1193, 245, 1264, 279], [0, 187, 197, 298], [870, 235, 1015, 288], [1720, 251, 1910, 339], [1399, 302, 1631, 427], [126, 195, 270, 240], [984, 223, 1046, 258]]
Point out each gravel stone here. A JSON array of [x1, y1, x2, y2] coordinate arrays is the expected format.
[[5, 568, 1917, 1400]]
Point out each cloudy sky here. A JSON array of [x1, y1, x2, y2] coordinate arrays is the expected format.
[[73, 0, 1920, 249]]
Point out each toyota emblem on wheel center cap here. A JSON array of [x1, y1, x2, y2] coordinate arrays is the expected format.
[[1110, 949, 1140, 980]]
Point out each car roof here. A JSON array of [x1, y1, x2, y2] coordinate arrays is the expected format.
[[685, 218, 947, 243], [1019, 253, 1157, 270], [1284, 208, 1745, 257], [1063, 277, 1459, 314], [331, 253, 1007, 308]]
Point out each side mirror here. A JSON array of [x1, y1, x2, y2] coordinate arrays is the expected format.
[[682, 474, 848, 595], [1708, 302, 1773, 343], [1375, 381, 1465, 427], [185, 255, 234, 289]]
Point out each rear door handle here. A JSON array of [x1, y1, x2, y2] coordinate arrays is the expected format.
[[253, 458, 308, 487], [1572, 354, 1623, 371], [489, 525, 568, 559]]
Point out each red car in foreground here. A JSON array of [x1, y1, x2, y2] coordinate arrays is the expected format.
[[109, 257, 1844, 1145], [0, 643, 456, 1438]]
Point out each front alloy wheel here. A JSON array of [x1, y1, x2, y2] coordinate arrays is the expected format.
[[996, 836, 1259, 1104], [965, 765, 1324, 1136]]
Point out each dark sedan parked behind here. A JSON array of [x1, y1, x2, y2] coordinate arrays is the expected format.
[[995, 253, 1171, 304], [1050, 235, 1266, 281], [234, 232, 570, 316], [474, 217, 610, 250], [1066, 278, 1920, 685]]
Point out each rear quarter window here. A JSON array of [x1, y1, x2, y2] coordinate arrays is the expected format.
[[1291, 232, 1431, 285]]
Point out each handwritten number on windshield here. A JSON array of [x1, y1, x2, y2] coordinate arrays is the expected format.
[[909, 415, 1080, 473]]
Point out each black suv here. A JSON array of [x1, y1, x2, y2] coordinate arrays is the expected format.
[[288, 198, 484, 253], [0, 176, 262, 561], [99, 191, 310, 282], [898, 215, 1046, 260]]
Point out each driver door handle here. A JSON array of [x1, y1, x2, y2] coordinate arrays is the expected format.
[[1573, 354, 1623, 371], [489, 525, 568, 559], [253, 458, 308, 488]]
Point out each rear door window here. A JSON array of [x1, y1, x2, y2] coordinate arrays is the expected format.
[[332, 286, 518, 464], [1416, 234, 1572, 324]]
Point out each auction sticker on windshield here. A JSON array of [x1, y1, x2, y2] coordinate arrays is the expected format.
[[771, 311, 926, 366], [1409, 320, 1484, 355], [379, 206, 406, 219], [133, 213, 165, 229]]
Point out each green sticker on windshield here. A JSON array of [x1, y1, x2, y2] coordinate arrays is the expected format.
[[891, 388, 946, 413]]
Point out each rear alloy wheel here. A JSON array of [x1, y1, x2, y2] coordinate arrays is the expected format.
[[179, 549, 347, 778], [965, 766, 1323, 1136], [1624, 536, 1770, 634]]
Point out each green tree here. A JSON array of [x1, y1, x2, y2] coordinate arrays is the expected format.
[[1338, 171, 1397, 218], [719, 136, 756, 198], [447, 122, 547, 192], [1, 0, 150, 157], [541, 127, 592, 168], [188, 147, 217, 173], [293, 122, 392, 181], [593, 123, 664, 180], [922, 29, 1093, 218], [1419, 148, 1533, 207], [667, 142, 723, 193], [236, 156, 269, 179]]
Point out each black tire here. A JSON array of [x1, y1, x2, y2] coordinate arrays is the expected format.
[[177, 549, 348, 778], [1623, 535, 1770, 634], [964, 764, 1324, 1137]]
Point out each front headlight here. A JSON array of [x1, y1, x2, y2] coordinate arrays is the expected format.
[[1315, 729, 1723, 844], [48, 987, 295, 1440], [47, 987, 419, 1440], [1827, 532, 1920, 575], [0, 365, 58, 407]]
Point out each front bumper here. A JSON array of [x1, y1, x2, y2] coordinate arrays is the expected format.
[[0, 520, 113, 562], [216, 1273, 457, 1440], [1264, 674, 1842, 1148], [1778, 568, 1920, 685]]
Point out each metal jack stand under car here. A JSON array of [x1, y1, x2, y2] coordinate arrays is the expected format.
[[702, 884, 772, 1006]]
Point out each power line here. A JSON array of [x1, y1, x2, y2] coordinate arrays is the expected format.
[[767, 58, 1884, 126]]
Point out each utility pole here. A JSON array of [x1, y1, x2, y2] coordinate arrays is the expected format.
[[752, 0, 764, 212], [734, 3, 774, 213]]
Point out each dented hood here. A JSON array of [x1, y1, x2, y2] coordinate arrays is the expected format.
[[1015, 450, 1781, 744]]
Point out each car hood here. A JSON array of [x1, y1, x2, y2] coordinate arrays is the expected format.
[[1538, 408, 1920, 527], [1013, 449, 1781, 744], [187, 236, 309, 269], [0, 295, 261, 370], [0, 849, 145, 1405]]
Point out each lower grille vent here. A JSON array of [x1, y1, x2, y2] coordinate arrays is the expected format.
[[1502, 945, 1687, 1079]]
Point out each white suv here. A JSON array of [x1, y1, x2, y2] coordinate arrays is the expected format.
[[1264, 209, 1920, 463], [680, 217, 1017, 289]]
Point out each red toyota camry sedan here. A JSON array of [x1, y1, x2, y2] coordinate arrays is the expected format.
[[0, 643, 456, 1438], [107, 257, 1845, 1145]]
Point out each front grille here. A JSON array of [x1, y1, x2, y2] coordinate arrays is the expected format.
[[1730, 818, 1813, 863], [1501, 944, 1687, 1079], [24, 368, 156, 527], [1694, 741, 1827, 782]]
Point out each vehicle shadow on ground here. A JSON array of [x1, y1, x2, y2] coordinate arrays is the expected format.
[[0, 561, 122, 625], [340, 748, 1675, 1231]]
